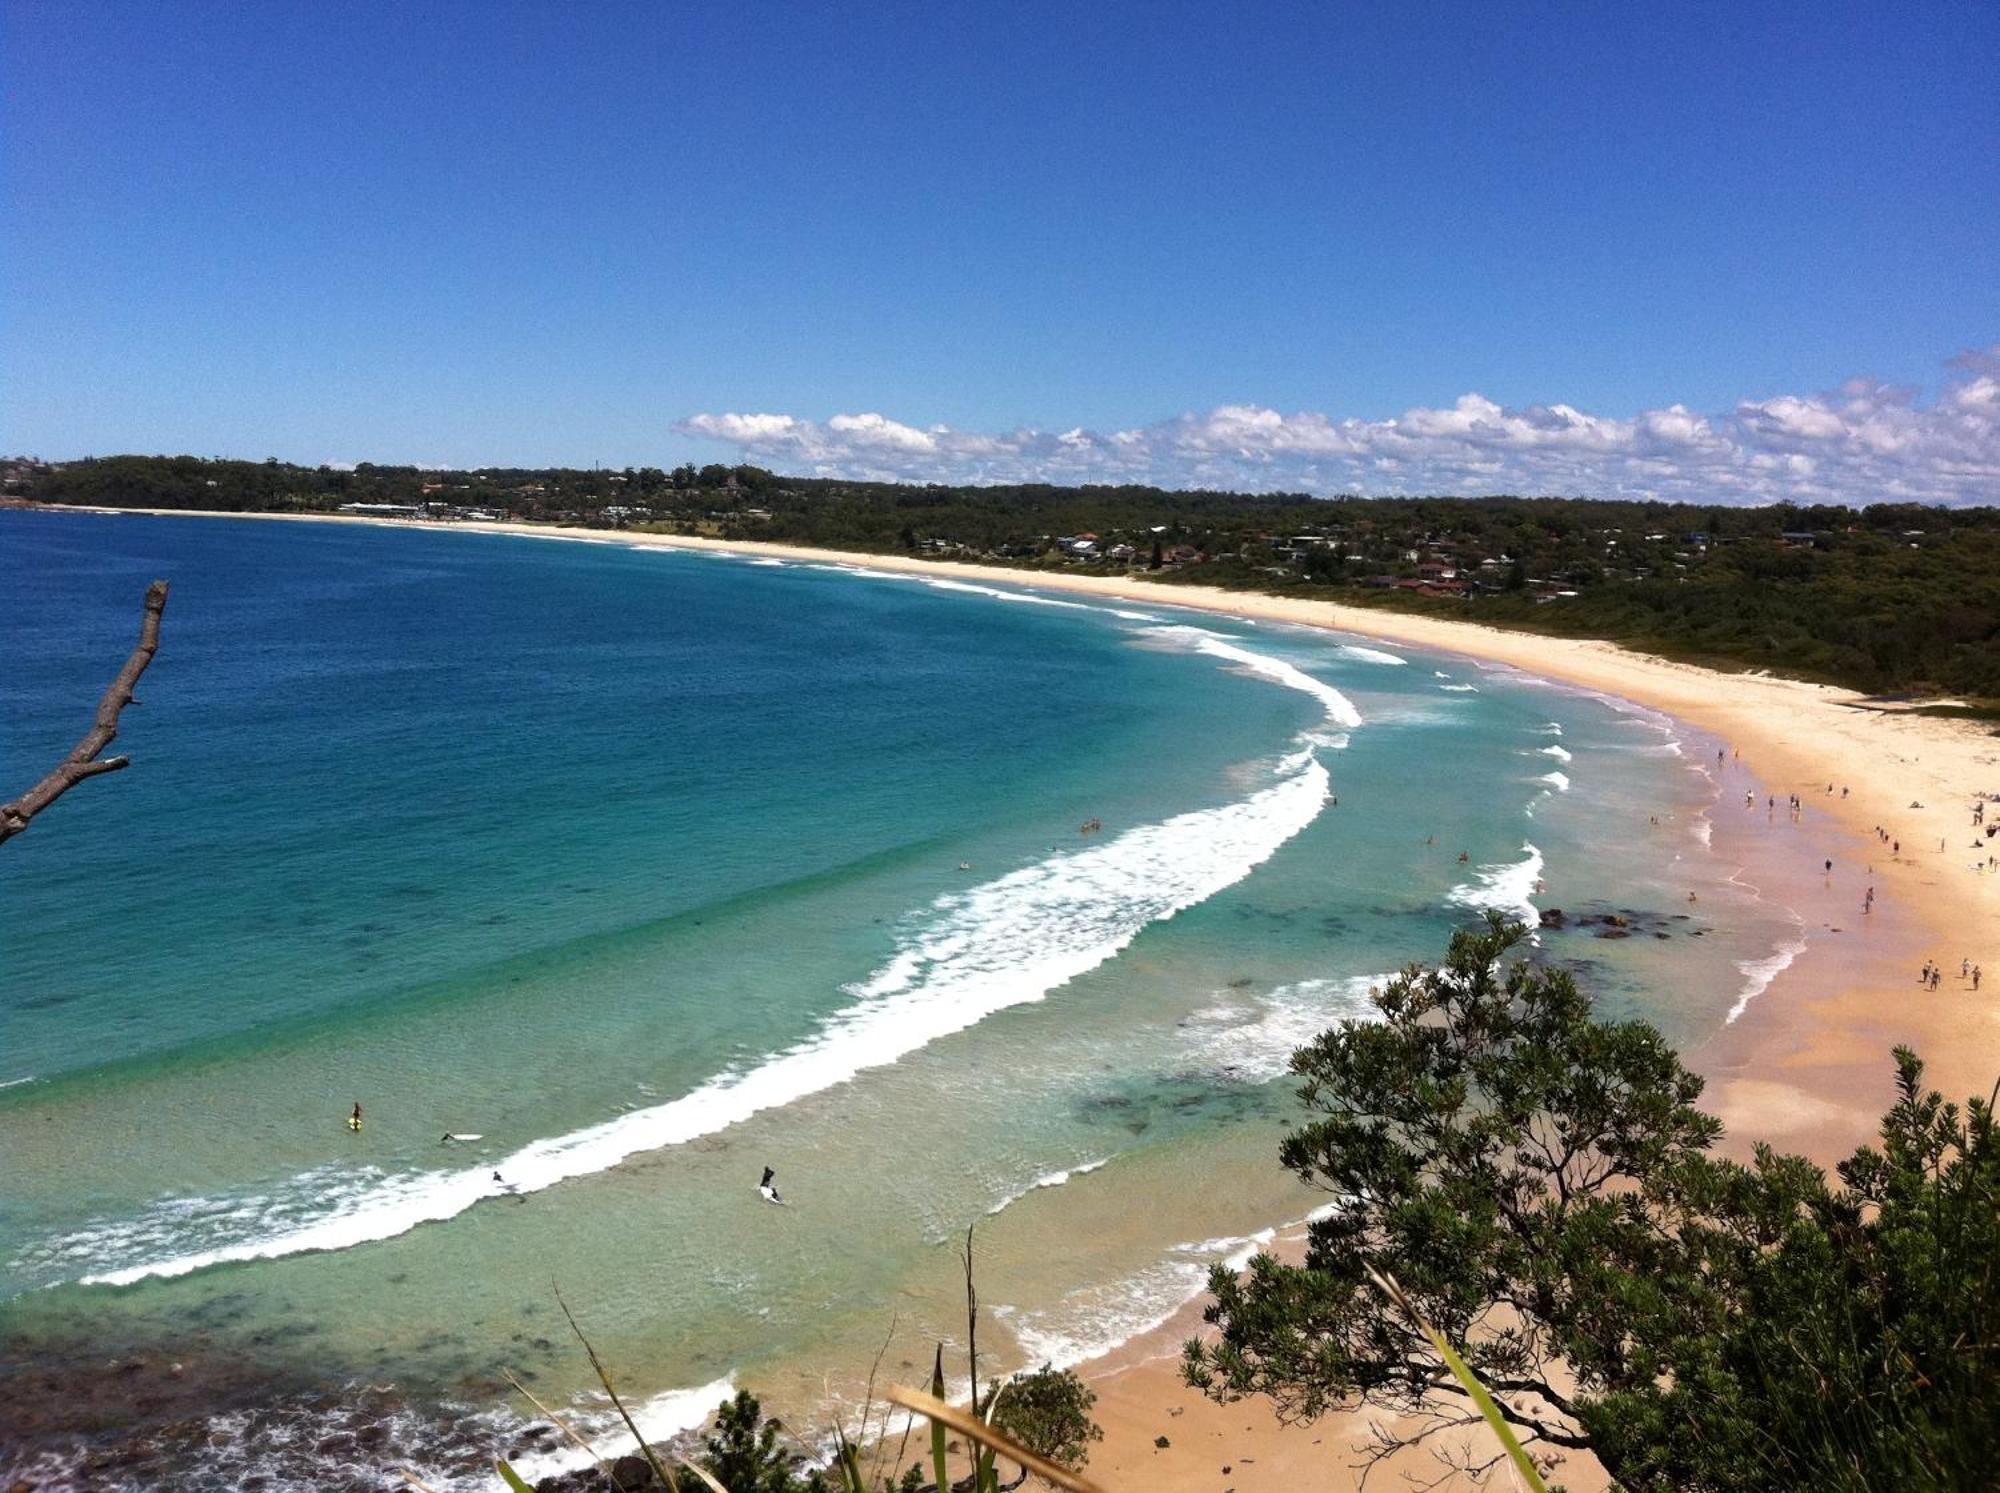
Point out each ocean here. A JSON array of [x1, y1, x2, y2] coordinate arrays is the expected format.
[[0, 510, 1806, 1489]]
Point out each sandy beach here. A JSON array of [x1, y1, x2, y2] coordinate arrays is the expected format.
[[78, 507, 2000, 1490]]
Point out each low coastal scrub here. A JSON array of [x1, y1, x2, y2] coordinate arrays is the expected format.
[[1188, 914, 1999, 1490], [502, 1247, 1106, 1493]]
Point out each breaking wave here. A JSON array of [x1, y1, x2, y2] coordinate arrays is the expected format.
[[1447, 842, 1544, 926], [67, 632, 1345, 1288], [1141, 626, 1363, 728], [1727, 928, 1809, 1024], [985, 1158, 1112, 1217], [1338, 644, 1406, 665]]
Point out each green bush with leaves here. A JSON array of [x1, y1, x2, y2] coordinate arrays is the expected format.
[[703, 1390, 809, 1493], [1185, 914, 1998, 1491], [989, 1365, 1102, 1471]]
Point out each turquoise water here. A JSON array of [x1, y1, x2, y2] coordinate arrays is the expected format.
[[1, 511, 1801, 1488]]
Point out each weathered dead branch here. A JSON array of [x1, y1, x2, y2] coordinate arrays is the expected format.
[[0, 580, 169, 846]]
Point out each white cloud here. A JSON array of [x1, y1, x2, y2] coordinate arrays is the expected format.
[[677, 346, 2000, 505]]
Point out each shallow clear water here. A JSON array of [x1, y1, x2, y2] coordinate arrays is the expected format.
[[0, 511, 1802, 1487]]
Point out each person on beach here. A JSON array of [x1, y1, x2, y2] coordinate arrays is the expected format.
[[1975, 966, 1983, 991]]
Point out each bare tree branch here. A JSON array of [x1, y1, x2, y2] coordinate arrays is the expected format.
[[0, 580, 168, 846]]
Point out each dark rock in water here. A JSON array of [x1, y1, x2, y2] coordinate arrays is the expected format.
[[534, 1452, 676, 1492], [1596, 928, 1631, 940], [1539, 908, 1566, 928]]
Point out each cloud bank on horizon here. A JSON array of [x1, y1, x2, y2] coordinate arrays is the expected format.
[[682, 347, 2000, 506]]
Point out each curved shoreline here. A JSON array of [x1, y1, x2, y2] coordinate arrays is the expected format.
[[67, 503, 1998, 1140], [31, 505, 2000, 1491]]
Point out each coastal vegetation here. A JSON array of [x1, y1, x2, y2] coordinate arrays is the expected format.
[[10, 454, 1998, 700], [1188, 916, 1999, 1491], [515, 1240, 1106, 1493], [491, 916, 1995, 1493]]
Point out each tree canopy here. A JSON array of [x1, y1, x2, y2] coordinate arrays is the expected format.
[[1185, 916, 1998, 1490]]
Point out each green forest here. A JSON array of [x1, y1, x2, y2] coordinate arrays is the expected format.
[[12, 454, 2000, 703]]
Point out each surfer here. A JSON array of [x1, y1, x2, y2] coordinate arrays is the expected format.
[[349, 1101, 363, 1132], [758, 1166, 784, 1205]]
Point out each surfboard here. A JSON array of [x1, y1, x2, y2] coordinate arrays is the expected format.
[[443, 1132, 483, 1142], [347, 1117, 362, 1131]]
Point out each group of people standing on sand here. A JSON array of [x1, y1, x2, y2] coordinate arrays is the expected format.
[[1919, 959, 1982, 993], [1969, 795, 1999, 872]]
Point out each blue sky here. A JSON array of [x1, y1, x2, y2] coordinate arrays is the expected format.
[[5, 2, 1997, 500]]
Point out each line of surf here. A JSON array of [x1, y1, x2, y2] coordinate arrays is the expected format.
[[984, 1157, 1112, 1217], [1727, 925, 1810, 1024], [1447, 842, 1544, 926], [1140, 626, 1363, 728], [79, 756, 1332, 1287]]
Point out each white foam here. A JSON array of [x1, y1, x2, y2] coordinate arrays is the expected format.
[[78, 756, 1331, 1287], [748, 557, 786, 567], [1142, 626, 1362, 728], [1447, 842, 1543, 925], [985, 1157, 1111, 1216], [1190, 974, 1388, 1081], [919, 577, 1094, 611], [1439, 683, 1478, 693], [1541, 722, 1563, 736], [807, 563, 917, 582], [996, 1202, 1338, 1371], [1726, 928, 1809, 1024], [0, 1075, 35, 1090], [1338, 644, 1406, 666], [1540, 771, 1571, 792], [1539, 744, 1573, 763], [503, 1376, 735, 1485]]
